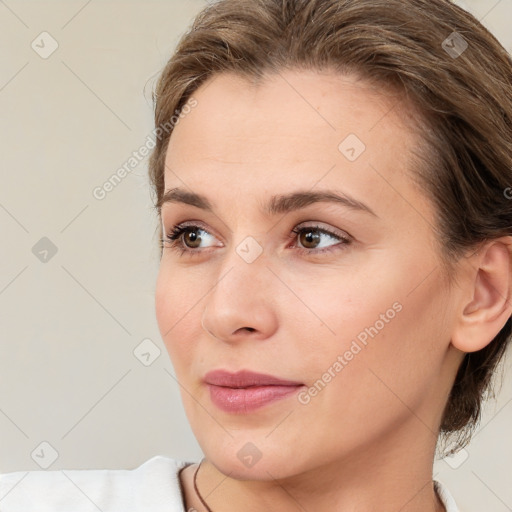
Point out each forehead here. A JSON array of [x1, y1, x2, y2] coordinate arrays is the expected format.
[[163, 68, 432, 224], [170, 68, 408, 143]]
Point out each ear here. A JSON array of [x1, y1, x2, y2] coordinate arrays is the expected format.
[[451, 236, 512, 353]]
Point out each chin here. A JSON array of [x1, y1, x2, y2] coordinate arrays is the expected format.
[[206, 452, 286, 481], [195, 431, 308, 482]]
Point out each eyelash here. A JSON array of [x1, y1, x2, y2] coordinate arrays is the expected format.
[[161, 222, 352, 257]]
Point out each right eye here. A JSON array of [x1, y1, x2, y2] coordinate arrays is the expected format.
[[162, 222, 219, 256]]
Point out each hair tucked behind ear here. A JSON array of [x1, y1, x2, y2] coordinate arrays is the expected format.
[[148, 0, 512, 454]]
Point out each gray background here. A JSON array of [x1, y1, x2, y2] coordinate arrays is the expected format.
[[0, 1, 511, 510]]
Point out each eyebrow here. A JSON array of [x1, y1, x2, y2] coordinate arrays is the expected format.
[[158, 187, 378, 217]]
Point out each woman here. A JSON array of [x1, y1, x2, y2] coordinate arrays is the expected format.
[[1, 0, 511, 510]]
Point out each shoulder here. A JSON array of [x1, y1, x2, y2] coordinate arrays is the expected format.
[[434, 479, 461, 512], [0, 455, 196, 512]]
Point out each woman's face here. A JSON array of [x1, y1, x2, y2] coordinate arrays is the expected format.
[[155, 69, 463, 479]]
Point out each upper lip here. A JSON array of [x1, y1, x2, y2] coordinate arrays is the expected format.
[[204, 369, 303, 388]]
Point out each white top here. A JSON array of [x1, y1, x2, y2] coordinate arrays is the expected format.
[[0, 455, 460, 511]]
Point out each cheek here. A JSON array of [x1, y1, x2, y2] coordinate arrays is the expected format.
[[280, 276, 448, 463], [155, 264, 202, 364], [293, 262, 404, 348], [294, 252, 449, 390]]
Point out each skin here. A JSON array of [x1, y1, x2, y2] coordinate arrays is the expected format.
[[155, 69, 512, 512]]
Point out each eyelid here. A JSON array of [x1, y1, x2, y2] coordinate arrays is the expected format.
[[165, 219, 223, 240], [164, 219, 350, 239], [292, 221, 352, 240]]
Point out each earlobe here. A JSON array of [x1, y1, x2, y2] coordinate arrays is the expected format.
[[451, 237, 512, 353]]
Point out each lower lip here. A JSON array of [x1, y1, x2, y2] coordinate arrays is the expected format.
[[207, 384, 303, 413]]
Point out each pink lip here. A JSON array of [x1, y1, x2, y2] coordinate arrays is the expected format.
[[204, 369, 303, 387], [204, 370, 304, 414]]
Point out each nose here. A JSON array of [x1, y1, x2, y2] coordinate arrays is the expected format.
[[201, 306, 256, 341], [200, 247, 279, 344]]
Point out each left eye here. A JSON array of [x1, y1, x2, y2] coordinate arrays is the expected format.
[[162, 223, 352, 256], [290, 225, 351, 253]]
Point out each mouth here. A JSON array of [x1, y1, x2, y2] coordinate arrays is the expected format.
[[204, 369, 305, 414]]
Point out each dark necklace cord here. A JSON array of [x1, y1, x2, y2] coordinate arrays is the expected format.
[[193, 459, 213, 512]]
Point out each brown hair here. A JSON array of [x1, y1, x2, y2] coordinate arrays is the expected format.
[[148, 0, 512, 452]]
